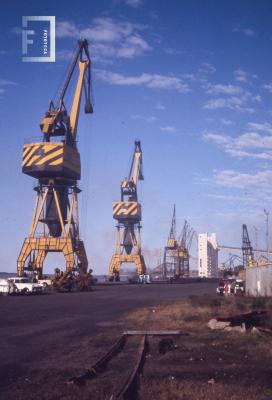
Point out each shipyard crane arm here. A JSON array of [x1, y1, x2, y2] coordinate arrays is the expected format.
[[129, 140, 144, 185], [40, 39, 93, 144], [187, 229, 195, 251], [121, 140, 143, 201], [167, 205, 177, 248], [179, 219, 188, 247]]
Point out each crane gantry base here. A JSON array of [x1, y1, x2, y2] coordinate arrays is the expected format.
[[17, 180, 88, 279], [108, 254, 146, 281], [17, 237, 88, 278]]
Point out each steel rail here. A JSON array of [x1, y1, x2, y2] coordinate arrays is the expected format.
[[114, 335, 147, 400], [68, 334, 127, 386]]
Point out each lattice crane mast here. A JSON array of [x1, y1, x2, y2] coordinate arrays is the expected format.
[[242, 224, 254, 268], [108, 140, 146, 281], [162, 206, 192, 279], [17, 39, 93, 280]]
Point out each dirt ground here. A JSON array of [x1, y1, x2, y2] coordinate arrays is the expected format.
[[0, 282, 215, 400], [127, 295, 272, 400], [1, 282, 272, 400]]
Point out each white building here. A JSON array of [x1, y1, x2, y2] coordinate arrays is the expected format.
[[198, 233, 218, 278]]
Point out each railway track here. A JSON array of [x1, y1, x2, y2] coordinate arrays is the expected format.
[[68, 330, 185, 400]]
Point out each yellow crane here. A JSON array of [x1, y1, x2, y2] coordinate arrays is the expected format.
[[108, 140, 147, 281], [17, 39, 93, 283]]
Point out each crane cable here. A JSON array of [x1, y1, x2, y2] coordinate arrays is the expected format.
[[79, 54, 94, 240], [81, 117, 92, 241]]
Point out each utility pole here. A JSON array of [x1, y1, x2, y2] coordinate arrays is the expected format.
[[253, 226, 258, 260], [264, 209, 270, 260]]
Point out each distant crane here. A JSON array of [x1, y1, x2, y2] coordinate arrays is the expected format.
[[162, 205, 194, 279], [220, 254, 243, 271], [242, 224, 254, 268], [219, 223, 272, 268], [108, 140, 146, 281], [17, 39, 93, 281]]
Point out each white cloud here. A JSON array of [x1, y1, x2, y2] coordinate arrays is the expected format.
[[56, 21, 78, 38], [96, 70, 191, 92], [233, 69, 248, 82], [201, 193, 256, 202], [199, 62, 216, 74], [125, 0, 143, 7], [56, 49, 73, 61], [0, 79, 17, 86], [156, 102, 165, 110], [203, 130, 272, 160], [203, 82, 261, 113], [56, 18, 151, 61], [204, 97, 255, 113], [213, 169, 272, 189], [263, 83, 272, 93], [221, 119, 234, 126], [112, 0, 143, 7], [205, 83, 243, 95], [0, 79, 18, 95], [160, 126, 177, 132], [233, 69, 258, 83], [247, 122, 272, 134], [234, 28, 256, 37], [131, 114, 157, 122], [117, 35, 151, 58], [163, 47, 183, 56], [242, 28, 256, 37]]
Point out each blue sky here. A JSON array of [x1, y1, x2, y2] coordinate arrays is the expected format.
[[1, 0, 272, 273]]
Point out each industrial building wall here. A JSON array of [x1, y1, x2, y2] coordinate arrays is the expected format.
[[198, 233, 218, 278], [246, 265, 272, 296]]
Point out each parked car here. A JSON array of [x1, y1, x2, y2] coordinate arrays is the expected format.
[[138, 274, 151, 284], [0, 279, 16, 295], [234, 279, 245, 295], [216, 278, 245, 296], [8, 277, 44, 295], [38, 278, 52, 288]]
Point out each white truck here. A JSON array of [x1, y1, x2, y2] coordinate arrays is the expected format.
[[8, 277, 44, 295], [0, 279, 16, 295]]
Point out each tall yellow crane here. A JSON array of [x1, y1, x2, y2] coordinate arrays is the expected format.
[[108, 140, 146, 281], [17, 39, 93, 280]]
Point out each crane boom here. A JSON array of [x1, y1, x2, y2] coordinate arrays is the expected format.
[[70, 60, 89, 138], [129, 141, 143, 185], [40, 39, 93, 145]]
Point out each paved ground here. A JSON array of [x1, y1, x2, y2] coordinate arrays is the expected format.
[[0, 282, 216, 399]]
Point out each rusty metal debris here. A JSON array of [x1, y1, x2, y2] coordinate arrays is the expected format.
[[207, 310, 268, 332], [216, 310, 267, 328], [123, 330, 185, 336], [52, 268, 93, 292]]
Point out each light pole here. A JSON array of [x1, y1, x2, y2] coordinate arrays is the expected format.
[[253, 226, 259, 260], [264, 209, 270, 260]]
